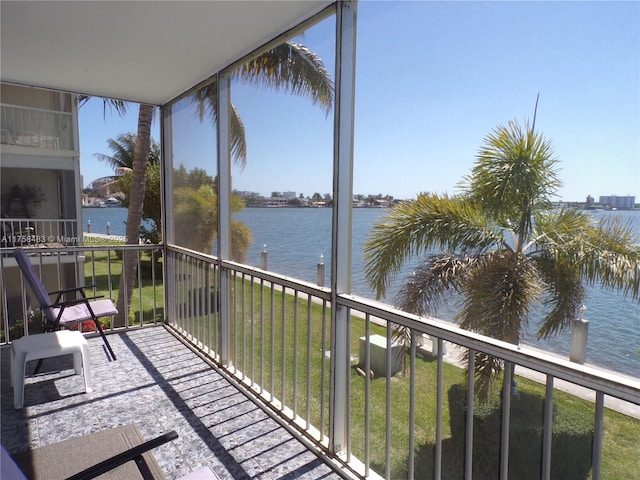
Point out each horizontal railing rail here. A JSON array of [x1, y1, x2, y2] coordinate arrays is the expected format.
[[339, 294, 640, 405], [164, 245, 640, 480], [1, 103, 74, 150], [1, 244, 164, 343]]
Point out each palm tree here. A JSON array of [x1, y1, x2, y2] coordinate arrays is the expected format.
[[192, 42, 333, 169], [364, 115, 640, 399], [171, 164, 252, 261], [174, 183, 251, 262], [94, 133, 160, 170], [118, 162, 162, 244], [81, 40, 333, 327], [117, 104, 154, 327], [94, 133, 160, 214]]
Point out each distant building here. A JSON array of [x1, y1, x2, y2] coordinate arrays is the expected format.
[[263, 197, 288, 207], [87, 176, 121, 196], [586, 195, 595, 208], [599, 195, 635, 210], [235, 190, 260, 198]]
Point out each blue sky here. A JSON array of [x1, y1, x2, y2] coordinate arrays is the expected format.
[[79, 1, 639, 202]]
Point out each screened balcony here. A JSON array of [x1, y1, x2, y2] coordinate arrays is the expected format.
[[2, 245, 638, 479], [1, 1, 639, 479]]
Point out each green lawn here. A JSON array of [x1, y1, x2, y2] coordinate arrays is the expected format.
[[82, 245, 164, 327]]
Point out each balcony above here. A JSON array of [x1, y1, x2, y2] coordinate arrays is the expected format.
[[1, 104, 74, 152]]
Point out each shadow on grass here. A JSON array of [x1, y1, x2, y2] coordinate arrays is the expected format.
[[413, 384, 593, 480]]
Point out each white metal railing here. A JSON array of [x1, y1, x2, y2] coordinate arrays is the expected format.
[[1, 218, 79, 248], [1, 103, 74, 150], [164, 245, 640, 480], [0, 244, 163, 343], [3, 243, 638, 478]]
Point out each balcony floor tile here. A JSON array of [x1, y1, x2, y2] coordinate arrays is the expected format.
[[1, 326, 341, 480]]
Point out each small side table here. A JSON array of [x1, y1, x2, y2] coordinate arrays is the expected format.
[[11, 330, 92, 409]]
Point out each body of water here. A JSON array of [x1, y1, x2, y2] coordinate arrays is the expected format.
[[82, 207, 152, 237], [83, 206, 640, 377], [82, 207, 129, 236]]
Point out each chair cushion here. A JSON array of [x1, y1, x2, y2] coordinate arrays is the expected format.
[[11, 424, 166, 480], [53, 299, 118, 325]]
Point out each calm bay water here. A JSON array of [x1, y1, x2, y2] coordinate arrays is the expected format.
[[83, 206, 640, 377], [236, 207, 639, 378]]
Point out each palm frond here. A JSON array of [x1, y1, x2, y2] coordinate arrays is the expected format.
[[533, 251, 585, 339], [191, 42, 332, 167], [394, 254, 479, 316], [458, 250, 542, 345], [465, 118, 560, 248], [364, 194, 503, 299], [528, 209, 589, 338], [93, 133, 160, 171], [235, 42, 334, 116], [529, 208, 590, 251], [463, 350, 504, 403], [77, 95, 129, 117], [578, 217, 640, 300], [191, 80, 247, 168], [229, 104, 247, 168]]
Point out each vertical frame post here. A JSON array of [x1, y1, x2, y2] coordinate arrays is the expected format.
[[329, 0, 357, 456], [161, 104, 175, 324], [217, 73, 232, 365]]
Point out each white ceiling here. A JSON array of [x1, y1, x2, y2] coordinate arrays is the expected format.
[[1, 0, 333, 105]]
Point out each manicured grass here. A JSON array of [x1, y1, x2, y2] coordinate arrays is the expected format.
[[82, 247, 164, 326]]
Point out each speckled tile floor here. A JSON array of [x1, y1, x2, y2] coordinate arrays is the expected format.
[[1, 326, 342, 480]]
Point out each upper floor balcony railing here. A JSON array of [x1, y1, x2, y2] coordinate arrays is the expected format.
[[2, 243, 639, 479], [1, 218, 79, 248], [1, 103, 74, 151]]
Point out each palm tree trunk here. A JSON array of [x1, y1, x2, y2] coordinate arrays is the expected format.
[[115, 104, 153, 327]]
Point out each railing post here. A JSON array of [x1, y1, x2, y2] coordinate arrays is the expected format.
[[261, 244, 268, 270], [570, 305, 588, 364], [592, 391, 605, 480], [316, 254, 325, 287], [106, 222, 111, 236], [87, 219, 91, 233], [500, 361, 513, 480]]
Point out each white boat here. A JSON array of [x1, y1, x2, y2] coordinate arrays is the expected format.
[[105, 197, 121, 207], [87, 199, 106, 208]]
